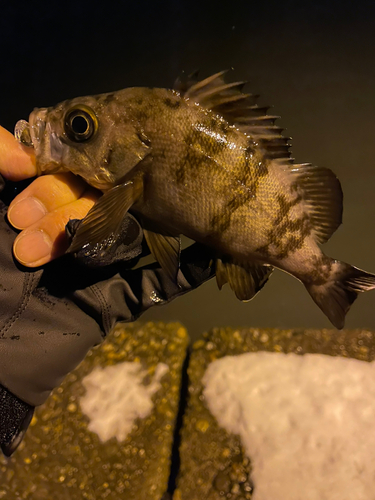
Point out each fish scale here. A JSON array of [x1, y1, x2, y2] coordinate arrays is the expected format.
[[15, 71, 375, 328], [135, 99, 276, 251]]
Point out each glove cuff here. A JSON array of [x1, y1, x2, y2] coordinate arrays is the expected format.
[[0, 384, 34, 456]]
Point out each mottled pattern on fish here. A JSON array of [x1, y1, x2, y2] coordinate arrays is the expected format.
[[119, 88, 329, 280], [17, 71, 375, 328]]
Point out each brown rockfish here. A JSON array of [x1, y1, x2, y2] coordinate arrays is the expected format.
[[15, 71, 375, 328]]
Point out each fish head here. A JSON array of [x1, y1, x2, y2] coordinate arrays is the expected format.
[[15, 91, 150, 191]]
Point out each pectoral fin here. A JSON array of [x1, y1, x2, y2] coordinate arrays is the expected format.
[[215, 258, 273, 301], [68, 177, 143, 254], [144, 229, 181, 283]]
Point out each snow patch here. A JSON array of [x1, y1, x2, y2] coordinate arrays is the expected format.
[[80, 361, 169, 442], [203, 352, 375, 500]]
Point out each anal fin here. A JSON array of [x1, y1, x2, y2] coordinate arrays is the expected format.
[[216, 257, 273, 301], [144, 229, 181, 283]]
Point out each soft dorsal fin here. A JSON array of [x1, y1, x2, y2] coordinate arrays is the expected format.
[[290, 163, 343, 244], [174, 70, 292, 160]]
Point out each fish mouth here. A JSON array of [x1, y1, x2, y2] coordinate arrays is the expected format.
[[14, 119, 34, 148], [15, 108, 67, 171], [14, 108, 48, 155], [29, 108, 48, 156]]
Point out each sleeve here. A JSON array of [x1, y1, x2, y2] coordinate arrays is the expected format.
[[0, 178, 214, 408], [0, 180, 104, 407]]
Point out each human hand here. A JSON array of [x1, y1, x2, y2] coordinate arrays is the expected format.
[[0, 126, 100, 267]]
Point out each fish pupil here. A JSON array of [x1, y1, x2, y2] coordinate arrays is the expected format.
[[71, 115, 89, 134], [64, 105, 97, 142]]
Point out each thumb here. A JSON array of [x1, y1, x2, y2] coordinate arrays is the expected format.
[[0, 126, 37, 181]]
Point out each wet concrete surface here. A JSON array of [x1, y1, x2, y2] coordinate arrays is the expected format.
[[0, 322, 189, 500], [1, 320, 374, 498], [175, 326, 375, 499]]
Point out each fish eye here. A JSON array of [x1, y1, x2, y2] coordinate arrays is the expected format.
[[64, 105, 98, 142]]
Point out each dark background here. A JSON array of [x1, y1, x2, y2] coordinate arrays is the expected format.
[[1, 0, 375, 336]]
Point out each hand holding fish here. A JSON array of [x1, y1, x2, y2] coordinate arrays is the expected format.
[[0, 134, 214, 456], [0, 125, 100, 266]]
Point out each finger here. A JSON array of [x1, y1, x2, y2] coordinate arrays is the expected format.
[[13, 190, 99, 267], [8, 173, 89, 230], [0, 126, 37, 180]]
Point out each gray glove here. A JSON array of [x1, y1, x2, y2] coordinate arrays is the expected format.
[[0, 176, 214, 455]]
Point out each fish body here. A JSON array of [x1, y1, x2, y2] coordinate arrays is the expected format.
[[16, 72, 375, 328]]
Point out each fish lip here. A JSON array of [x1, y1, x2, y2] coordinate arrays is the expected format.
[[28, 108, 48, 155], [14, 119, 33, 147], [29, 107, 67, 169]]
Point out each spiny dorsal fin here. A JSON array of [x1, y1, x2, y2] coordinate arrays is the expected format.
[[174, 69, 200, 94], [175, 70, 292, 160], [175, 72, 342, 245]]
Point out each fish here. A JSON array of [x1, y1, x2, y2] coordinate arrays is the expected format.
[[14, 70, 375, 329]]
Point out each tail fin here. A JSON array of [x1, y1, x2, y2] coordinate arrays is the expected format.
[[305, 262, 375, 329]]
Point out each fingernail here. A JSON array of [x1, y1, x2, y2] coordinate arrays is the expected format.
[[8, 197, 47, 229], [14, 230, 52, 266]]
